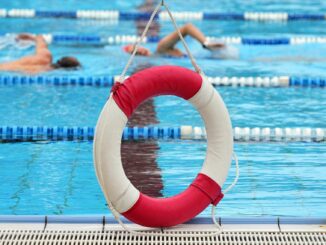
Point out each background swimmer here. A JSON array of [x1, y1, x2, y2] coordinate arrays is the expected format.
[[0, 34, 81, 74], [123, 23, 239, 59]]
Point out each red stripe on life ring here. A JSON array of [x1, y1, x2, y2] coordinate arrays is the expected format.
[[112, 66, 202, 118], [122, 173, 223, 228]]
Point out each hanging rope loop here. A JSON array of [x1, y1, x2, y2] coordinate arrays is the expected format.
[[117, 0, 202, 84], [162, 1, 202, 74]]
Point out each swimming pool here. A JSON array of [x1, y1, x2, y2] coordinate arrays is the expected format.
[[0, 0, 325, 219]]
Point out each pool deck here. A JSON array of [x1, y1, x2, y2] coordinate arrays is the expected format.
[[0, 216, 325, 244], [0, 215, 325, 231]]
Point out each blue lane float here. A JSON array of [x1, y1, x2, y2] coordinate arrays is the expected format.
[[0, 75, 325, 88], [49, 35, 293, 45], [35, 10, 77, 18], [1, 9, 326, 21], [0, 126, 324, 143], [287, 13, 325, 20], [4, 33, 326, 45], [52, 34, 102, 44], [289, 77, 326, 87], [0, 75, 115, 86], [42, 34, 326, 45], [241, 37, 290, 45]]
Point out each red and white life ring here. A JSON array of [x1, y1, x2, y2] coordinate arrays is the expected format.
[[94, 66, 233, 228]]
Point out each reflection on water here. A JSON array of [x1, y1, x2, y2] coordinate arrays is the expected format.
[[136, 0, 161, 37], [127, 99, 159, 126], [122, 99, 163, 197], [121, 99, 163, 198], [121, 1, 164, 198], [122, 141, 162, 197]]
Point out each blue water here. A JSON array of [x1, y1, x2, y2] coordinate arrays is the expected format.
[[0, 0, 325, 217], [0, 141, 325, 217]]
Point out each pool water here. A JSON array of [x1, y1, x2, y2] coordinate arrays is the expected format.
[[0, 0, 325, 217], [0, 141, 325, 217]]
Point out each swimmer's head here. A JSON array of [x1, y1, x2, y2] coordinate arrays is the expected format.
[[123, 44, 151, 56], [52, 56, 81, 70]]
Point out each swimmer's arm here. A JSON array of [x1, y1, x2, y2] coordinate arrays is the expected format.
[[157, 23, 225, 55], [0, 63, 13, 70], [17, 34, 50, 55], [34, 36, 52, 62], [13, 36, 52, 65], [157, 23, 204, 54], [156, 30, 182, 54], [20, 34, 52, 62], [0, 35, 52, 70]]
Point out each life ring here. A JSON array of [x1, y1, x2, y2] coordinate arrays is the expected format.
[[94, 65, 233, 228]]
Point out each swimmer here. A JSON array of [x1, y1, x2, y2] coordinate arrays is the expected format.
[[123, 23, 238, 59], [0, 34, 81, 74]]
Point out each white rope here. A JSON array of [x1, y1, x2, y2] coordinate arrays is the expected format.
[[223, 153, 239, 194], [118, 0, 202, 83], [117, 1, 162, 83], [104, 152, 239, 237], [162, 2, 201, 73], [211, 152, 239, 228]]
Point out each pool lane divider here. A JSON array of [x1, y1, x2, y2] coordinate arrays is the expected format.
[[0, 126, 324, 143], [42, 35, 326, 46], [6, 34, 326, 45], [1, 9, 326, 21], [0, 75, 325, 88]]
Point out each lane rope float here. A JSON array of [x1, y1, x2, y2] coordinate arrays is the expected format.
[[6, 33, 326, 45], [1, 9, 326, 21], [0, 126, 324, 143], [0, 74, 325, 87]]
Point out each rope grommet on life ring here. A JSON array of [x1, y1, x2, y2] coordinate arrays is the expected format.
[[94, 65, 233, 228]]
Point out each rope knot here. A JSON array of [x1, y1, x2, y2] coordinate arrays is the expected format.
[[111, 82, 122, 94]]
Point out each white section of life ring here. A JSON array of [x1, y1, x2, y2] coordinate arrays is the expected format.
[[189, 76, 233, 186], [93, 96, 140, 213]]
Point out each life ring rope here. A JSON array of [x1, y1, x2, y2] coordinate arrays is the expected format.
[[117, 0, 201, 84]]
